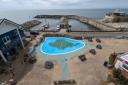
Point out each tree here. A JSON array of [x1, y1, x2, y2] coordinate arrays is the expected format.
[[109, 53, 117, 65]]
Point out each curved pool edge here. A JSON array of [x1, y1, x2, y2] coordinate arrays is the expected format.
[[40, 37, 86, 55]]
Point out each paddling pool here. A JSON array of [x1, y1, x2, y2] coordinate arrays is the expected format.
[[40, 37, 85, 55]]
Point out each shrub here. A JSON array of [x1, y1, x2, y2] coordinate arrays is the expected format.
[[108, 53, 117, 65], [112, 69, 128, 85]]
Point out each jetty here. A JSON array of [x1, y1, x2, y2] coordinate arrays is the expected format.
[[22, 20, 41, 30], [34, 15, 117, 31]]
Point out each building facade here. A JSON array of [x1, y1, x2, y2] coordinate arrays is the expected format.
[[0, 18, 25, 63], [103, 9, 128, 22]]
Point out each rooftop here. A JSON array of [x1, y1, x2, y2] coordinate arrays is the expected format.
[[119, 52, 128, 62], [0, 19, 2, 23], [0, 18, 23, 35], [113, 9, 125, 14]]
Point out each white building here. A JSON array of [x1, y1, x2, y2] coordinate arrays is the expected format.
[[115, 52, 128, 79]]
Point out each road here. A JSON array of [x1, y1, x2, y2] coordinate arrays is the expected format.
[[45, 31, 128, 38], [68, 32, 128, 38]]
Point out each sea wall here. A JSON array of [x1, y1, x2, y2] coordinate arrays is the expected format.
[[22, 20, 41, 30], [34, 15, 75, 19]]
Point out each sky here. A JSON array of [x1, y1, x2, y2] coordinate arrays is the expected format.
[[0, 0, 128, 10]]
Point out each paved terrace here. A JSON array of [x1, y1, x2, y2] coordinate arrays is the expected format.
[[0, 31, 128, 85], [13, 38, 128, 85]]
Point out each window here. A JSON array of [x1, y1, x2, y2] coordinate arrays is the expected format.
[[2, 38, 7, 43], [15, 30, 18, 36], [6, 36, 10, 41], [2, 36, 11, 44]]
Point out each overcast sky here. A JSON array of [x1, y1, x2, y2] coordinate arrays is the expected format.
[[0, 0, 128, 10]]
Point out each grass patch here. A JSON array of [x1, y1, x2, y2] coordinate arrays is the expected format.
[[49, 39, 77, 49]]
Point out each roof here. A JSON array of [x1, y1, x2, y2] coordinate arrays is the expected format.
[[0, 19, 2, 23], [112, 9, 126, 14], [115, 52, 128, 73], [119, 52, 128, 62], [0, 18, 24, 35]]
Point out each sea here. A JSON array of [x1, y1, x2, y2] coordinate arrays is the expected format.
[[0, 9, 128, 31]]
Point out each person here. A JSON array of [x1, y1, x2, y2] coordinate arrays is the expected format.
[[8, 78, 17, 85]]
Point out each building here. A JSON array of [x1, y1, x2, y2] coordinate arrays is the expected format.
[[0, 18, 25, 63], [115, 52, 128, 79], [103, 9, 128, 22]]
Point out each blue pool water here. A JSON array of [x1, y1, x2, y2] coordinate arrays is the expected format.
[[40, 37, 85, 55]]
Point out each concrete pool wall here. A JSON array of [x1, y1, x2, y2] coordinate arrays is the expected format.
[[40, 37, 86, 55]]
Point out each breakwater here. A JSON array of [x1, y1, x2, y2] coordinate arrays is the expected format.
[[34, 15, 74, 19], [22, 20, 41, 30]]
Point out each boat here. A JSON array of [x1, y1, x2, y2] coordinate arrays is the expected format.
[[103, 9, 128, 22], [44, 23, 49, 29], [56, 25, 60, 30], [68, 24, 72, 28], [43, 17, 50, 29]]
